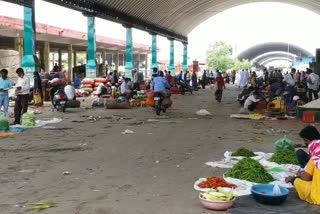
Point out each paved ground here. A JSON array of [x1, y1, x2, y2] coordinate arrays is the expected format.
[[0, 85, 314, 214]]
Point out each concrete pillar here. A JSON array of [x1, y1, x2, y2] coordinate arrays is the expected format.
[[43, 41, 50, 73], [183, 43, 188, 71], [137, 53, 141, 71], [115, 51, 119, 72], [68, 44, 73, 81], [58, 49, 62, 71], [22, 3, 37, 85], [101, 50, 107, 76], [125, 27, 134, 78], [73, 51, 77, 67], [85, 16, 97, 78], [169, 39, 175, 76], [52, 52, 55, 67], [14, 37, 24, 65], [145, 53, 148, 78], [150, 34, 158, 76]]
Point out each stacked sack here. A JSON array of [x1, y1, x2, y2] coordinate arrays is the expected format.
[[93, 78, 107, 96], [81, 78, 95, 94]]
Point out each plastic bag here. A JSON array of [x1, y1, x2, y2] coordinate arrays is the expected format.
[[33, 93, 42, 106], [273, 184, 281, 195], [21, 113, 36, 127], [0, 114, 10, 131], [275, 136, 295, 152], [196, 109, 211, 116]]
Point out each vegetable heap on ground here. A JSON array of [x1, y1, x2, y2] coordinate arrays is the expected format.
[[232, 147, 256, 157], [21, 112, 36, 127], [269, 149, 299, 165], [198, 177, 237, 189], [225, 158, 274, 184], [200, 188, 237, 202]]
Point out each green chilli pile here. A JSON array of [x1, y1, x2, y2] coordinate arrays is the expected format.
[[269, 149, 299, 165], [225, 158, 274, 184], [232, 147, 255, 157]]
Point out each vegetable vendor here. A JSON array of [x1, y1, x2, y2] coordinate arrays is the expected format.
[[285, 126, 320, 205], [0, 69, 13, 116]]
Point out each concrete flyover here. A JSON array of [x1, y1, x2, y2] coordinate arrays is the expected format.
[[5, 0, 320, 42], [237, 42, 314, 62], [251, 52, 296, 65]]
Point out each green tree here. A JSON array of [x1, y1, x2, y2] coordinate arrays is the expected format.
[[206, 41, 235, 71], [234, 59, 252, 71]]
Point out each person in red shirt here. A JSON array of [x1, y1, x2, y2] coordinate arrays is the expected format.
[[215, 72, 225, 103], [165, 71, 175, 86]]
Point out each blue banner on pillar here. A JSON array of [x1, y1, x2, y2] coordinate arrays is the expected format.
[[169, 40, 175, 76], [86, 16, 97, 78], [125, 28, 134, 78], [183, 44, 188, 71], [22, 6, 36, 85]]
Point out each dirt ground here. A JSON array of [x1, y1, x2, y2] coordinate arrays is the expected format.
[[0, 85, 315, 214]]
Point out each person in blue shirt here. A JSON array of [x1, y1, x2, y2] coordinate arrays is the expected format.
[[152, 71, 171, 93], [0, 69, 13, 116]]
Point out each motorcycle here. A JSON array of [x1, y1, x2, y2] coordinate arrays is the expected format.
[[50, 83, 68, 112], [177, 80, 192, 95], [154, 90, 172, 116]]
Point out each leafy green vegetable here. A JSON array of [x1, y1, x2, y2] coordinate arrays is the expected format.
[[269, 149, 299, 165], [232, 147, 255, 157], [225, 158, 274, 184]]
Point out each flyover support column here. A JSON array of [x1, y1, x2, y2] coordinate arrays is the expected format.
[[21, 1, 37, 85], [43, 41, 50, 73], [150, 34, 158, 76], [169, 39, 175, 76], [183, 43, 188, 71], [68, 44, 73, 81], [125, 27, 134, 78], [85, 16, 97, 78]]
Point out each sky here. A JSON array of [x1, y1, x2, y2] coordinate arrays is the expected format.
[[1, 1, 320, 65]]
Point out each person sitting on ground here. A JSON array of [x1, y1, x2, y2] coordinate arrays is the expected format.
[[96, 83, 107, 98], [120, 78, 133, 99], [269, 78, 283, 97], [64, 82, 76, 101], [152, 71, 171, 94], [240, 91, 260, 114], [285, 126, 320, 205]]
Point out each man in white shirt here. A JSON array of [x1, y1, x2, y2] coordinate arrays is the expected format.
[[283, 68, 297, 103], [120, 78, 133, 99], [64, 82, 76, 100], [307, 69, 319, 101], [240, 91, 260, 114], [14, 68, 30, 125]]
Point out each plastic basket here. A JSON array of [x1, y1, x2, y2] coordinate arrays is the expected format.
[[302, 112, 316, 123]]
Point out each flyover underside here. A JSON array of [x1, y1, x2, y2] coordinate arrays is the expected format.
[[5, 0, 320, 44], [237, 43, 314, 62]]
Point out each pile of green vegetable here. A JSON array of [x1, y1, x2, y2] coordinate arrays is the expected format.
[[21, 113, 36, 127], [232, 147, 256, 157], [0, 115, 9, 131], [269, 149, 299, 165], [133, 95, 147, 100], [225, 158, 274, 184]]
